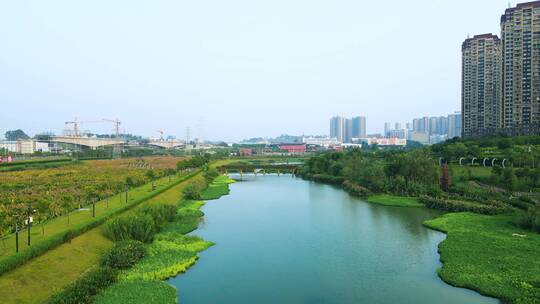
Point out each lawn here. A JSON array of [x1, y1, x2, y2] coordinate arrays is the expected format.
[[0, 172, 200, 304], [94, 280, 177, 304], [367, 194, 424, 207], [424, 212, 540, 304]]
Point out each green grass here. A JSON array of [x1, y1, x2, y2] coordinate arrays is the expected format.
[[450, 165, 493, 181], [201, 175, 235, 200], [367, 194, 424, 207], [0, 173, 202, 304], [424, 212, 540, 304], [94, 280, 177, 304], [96, 199, 212, 303]]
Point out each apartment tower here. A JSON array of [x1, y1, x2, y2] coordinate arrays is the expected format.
[[501, 1, 540, 134], [462, 34, 502, 137]]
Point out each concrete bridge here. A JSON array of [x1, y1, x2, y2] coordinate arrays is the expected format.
[[147, 140, 184, 149], [51, 136, 125, 149], [217, 163, 300, 174]]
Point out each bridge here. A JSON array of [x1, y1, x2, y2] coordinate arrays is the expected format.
[[217, 163, 301, 174], [146, 140, 184, 149], [51, 136, 125, 149]]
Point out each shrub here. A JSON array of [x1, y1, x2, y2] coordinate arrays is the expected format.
[[47, 267, 117, 304], [182, 180, 206, 200], [102, 203, 178, 243], [100, 240, 146, 269], [342, 180, 372, 197], [419, 196, 511, 215], [203, 167, 219, 183], [102, 213, 157, 243], [516, 205, 540, 233]]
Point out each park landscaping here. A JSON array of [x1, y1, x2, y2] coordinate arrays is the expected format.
[[0, 162, 202, 304], [298, 137, 540, 303], [91, 174, 234, 304], [366, 194, 423, 207], [424, 212, 540, 304]]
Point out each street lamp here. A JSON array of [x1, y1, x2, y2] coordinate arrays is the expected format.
[[124, 183, 129, 203], [26, 203, 34, 246]]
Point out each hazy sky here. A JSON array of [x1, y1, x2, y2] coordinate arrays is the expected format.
[[0, 0, 515, 141]]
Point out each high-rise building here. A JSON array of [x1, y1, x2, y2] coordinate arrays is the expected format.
[[344, 119, 353, 143], [448, 112, 463, 138], [330, 115, 366, 143], [501, 2, 540, 134], [351, 116, 367, 139], [330, 116, 345, 142], [384, 122, 391, 137], [462, 33, 502, 137]]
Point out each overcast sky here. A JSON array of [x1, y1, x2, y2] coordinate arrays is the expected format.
[[0, 0, 515, 141]]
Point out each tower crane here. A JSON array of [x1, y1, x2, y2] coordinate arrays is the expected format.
[[157, 130, 165, 141], [103, 118, 121, 138]]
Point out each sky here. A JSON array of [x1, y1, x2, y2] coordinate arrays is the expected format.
[[0, 0, 516, 141]]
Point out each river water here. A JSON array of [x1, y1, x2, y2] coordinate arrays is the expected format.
[[168, 175, 497, 304]]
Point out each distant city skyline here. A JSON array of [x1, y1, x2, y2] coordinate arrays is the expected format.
[[0, 0, 515, 141]]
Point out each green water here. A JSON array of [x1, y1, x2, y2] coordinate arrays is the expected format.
[[169, 175, 498, 304]]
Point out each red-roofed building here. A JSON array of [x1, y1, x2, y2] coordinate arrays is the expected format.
[[278, 144, 306, 154]]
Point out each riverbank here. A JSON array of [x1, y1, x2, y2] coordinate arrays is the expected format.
[[0, 171, 200, 304], [303, 174, 538, 303], [93, 175, 235, 304], [424, 212, 540, 304]]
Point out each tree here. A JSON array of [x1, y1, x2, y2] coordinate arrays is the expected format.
[[5, 129, 29, 141], [502, 168, 518, 191]]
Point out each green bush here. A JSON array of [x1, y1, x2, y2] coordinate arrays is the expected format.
[[420, 196, 511, 215], [94, 280, 177, 304], [47, 267, 117, 304], [102, 203, 178, 243], [101, 240, 146, 269], [203, 167, 219, 183], [342, 180, 372, 197], [182, 180, 206, 200], [103, 213, 157, 243], [516, 205, 540, 232]]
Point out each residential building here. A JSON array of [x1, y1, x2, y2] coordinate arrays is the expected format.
[[462, 33, 502, 137], [330, 116, 345, 142], [501, 1, 540, 134], [448, 112, 462, 138], [351, 116, 367, 139]]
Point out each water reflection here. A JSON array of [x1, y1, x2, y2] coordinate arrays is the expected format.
[[170, 175, 497, 304]]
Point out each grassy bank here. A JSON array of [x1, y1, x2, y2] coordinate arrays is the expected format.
[[366, 194, 423, 207], [0, 172, 200, 304], [95, 175, 234, 304], [0, 171, 198, 276], [201, 175, 235, 200], [424, 212, 540, 304]]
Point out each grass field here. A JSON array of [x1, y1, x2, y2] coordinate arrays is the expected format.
[[201, 175, 235, 200], [450, 165, 493, 181], [0, 172, 188, 262], [0, 172, 200, 304], [367, 194, 424, 207], [94, 280, 177, 304], [95, 174, 234, 304], [424, 212, 540, 304]]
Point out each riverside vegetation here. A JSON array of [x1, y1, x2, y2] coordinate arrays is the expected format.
[[298, 136, 540, 304], [47, 172, 235, 304]]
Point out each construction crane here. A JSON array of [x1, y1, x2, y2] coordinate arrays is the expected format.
[[157, 130, 165, 141], [65, 117, 80, 137], [103, 118, 121, 138]]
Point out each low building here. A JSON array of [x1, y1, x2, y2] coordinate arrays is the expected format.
[[366, 137, 407, 147], [239, 147, 253, 156], [410, 132, 429, 145], [278, 144, 306, 154], [302, 136, 340, 147]]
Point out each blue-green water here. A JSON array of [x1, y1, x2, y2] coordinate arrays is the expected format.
[[169, 175, 498, 304]]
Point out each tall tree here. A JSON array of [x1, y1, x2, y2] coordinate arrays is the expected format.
[[4, 129, 29, 141]]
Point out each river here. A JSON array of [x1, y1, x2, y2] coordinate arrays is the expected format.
[[168, 175, 498, 304]]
